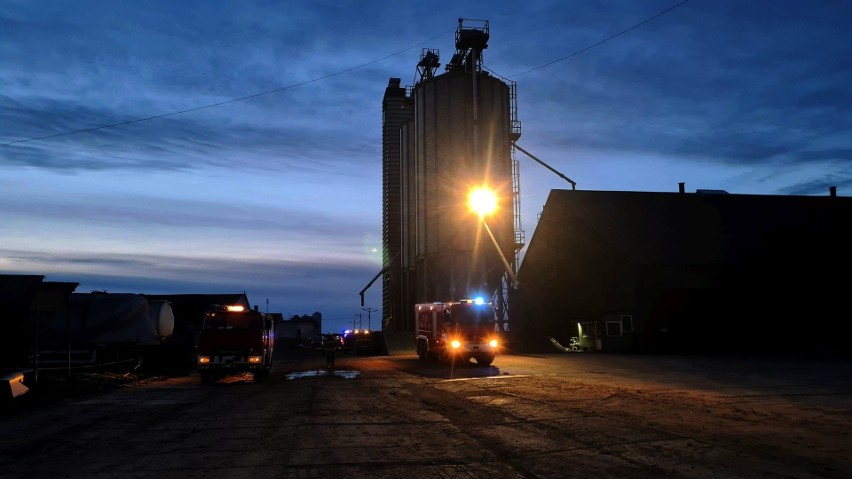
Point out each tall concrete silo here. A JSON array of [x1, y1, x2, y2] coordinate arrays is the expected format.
[[381, 78, 413, 331], [384, 19, 521, 332]]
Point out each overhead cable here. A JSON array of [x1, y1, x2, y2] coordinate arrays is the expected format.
[[2, 29, 454, 147], [509, 0, 690, 78]]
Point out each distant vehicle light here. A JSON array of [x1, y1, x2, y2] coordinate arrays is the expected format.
[[198, 356, 211, 364], [226, 305, 245, 312], [489, 339, 498, 348], [451, 339, 461, 349], [362, 329, 370, 335], [248, 356, 262, 363]]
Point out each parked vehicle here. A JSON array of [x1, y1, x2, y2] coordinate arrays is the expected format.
[[196, 305, 274, 384], [415, 299, 500, 366], [342, 329, 372, 353], [353, 330, 376, 355]]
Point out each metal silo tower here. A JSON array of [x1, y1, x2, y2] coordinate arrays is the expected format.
[[382, 18, 523, 333]]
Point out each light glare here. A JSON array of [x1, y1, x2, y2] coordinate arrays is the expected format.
[[469, 187, 497, 217]]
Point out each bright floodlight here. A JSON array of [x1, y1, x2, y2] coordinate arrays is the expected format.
[[469, 187, 497, 217]]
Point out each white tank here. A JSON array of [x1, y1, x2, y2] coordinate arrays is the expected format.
[[148, 300, 174, 339], [50, 293, 174, 346]]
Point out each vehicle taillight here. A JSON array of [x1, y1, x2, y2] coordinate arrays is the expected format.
[[489, 339, 498, 348]]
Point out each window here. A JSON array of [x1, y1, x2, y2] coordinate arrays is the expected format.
[[606, 321, 622, 337], [621, 315, 634, 333]]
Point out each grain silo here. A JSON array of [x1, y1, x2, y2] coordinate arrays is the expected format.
[[383, 19, 522, 333]]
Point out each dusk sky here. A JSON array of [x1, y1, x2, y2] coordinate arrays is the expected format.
[[2, 1, 850, 334]]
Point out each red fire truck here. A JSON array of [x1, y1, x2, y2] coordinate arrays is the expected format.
[[197, 304, 274, 384], [415, 298, 500, 366]]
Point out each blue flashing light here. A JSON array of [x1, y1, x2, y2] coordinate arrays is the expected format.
[[473, 296, 485, 305]]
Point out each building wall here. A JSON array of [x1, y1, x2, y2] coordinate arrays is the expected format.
[[517, 189, 852, 354], [278, 320, 320, 341], [382, 78, 413, 331], [517, 205, 635, 351]]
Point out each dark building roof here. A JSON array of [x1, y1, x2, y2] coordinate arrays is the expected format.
[[0, 274, 79, 317], [0, 274, 45, 317], [521, 189, 850, 270]]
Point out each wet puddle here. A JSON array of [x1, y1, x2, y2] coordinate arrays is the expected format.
[[285, 369, 360, 380]]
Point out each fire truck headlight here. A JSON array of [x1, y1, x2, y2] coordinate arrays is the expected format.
[[198, 356, 211, 364], [489, 339, 498, 348], [248, 356, 262, 364], [450, 339, 461, 349]]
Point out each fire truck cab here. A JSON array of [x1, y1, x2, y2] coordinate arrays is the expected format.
[[415, 299, 500, 366], [197, 304, 274, 384]]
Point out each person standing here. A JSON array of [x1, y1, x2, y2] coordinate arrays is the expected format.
[[324, 337, 336, 368]]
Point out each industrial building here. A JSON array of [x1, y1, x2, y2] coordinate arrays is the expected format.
[[516, 186, 851, 354], [0, 274, 79, 370]]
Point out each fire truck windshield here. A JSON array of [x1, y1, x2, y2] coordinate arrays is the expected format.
[[451, 305, 495, 326], [203, 312, 259, 331]]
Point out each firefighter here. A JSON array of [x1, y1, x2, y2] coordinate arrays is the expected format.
[[323, 337, 336, 368]]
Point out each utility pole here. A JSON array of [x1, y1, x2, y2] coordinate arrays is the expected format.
[[354, 313, 363, 330], [362, 307, 377, 330]]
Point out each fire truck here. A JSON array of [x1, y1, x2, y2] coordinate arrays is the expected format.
[[415, 298, 500, 366], [197, 304, 274, 384]]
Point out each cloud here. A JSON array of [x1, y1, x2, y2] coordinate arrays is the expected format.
[[506, 0, 851, 174], [1, 93, 382, 174], [1, 247, 382, 324]]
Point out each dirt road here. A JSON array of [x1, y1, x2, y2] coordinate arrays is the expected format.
[[1, 351, 850, 478]]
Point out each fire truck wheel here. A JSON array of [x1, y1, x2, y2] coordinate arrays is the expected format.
[[253, 369, 269, 382], [417, 342, 426, 360], [475, 355, 495, 366]]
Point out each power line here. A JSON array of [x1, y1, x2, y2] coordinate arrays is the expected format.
[[508, 0, 690, 78], [2, 29, 454, 147], [4, 2, 689, 148]]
